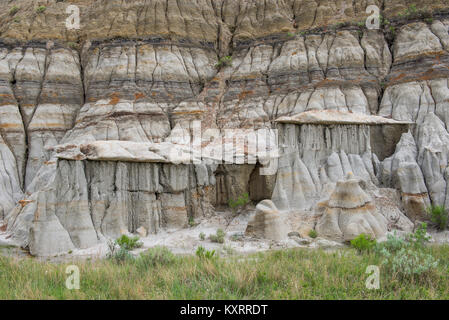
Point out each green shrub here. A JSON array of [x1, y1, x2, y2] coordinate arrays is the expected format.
[[398, 4, 428, 20], [380, 15, 390, 26], [112, 247, 134, 263], [136, 247, 176, 269], [389, 26, 395, 36], [9, 6, 19, 16], [356, 20, 365, 28], [106, 240, 134, 263], [382, 247, 439, 279], [230, 233, 243, 241], [199, 232, 206, 241], [427, 205, 448, 230], [196, 246, 216, 259], [408, 4, 418, 14], [36, 6, 46, 13], [407, 223, 431, 250], [350, 234, 376, 253], [215, 55, 232, 69], [228, 193, 250, 213], [209, 229, 226, 244], [375, 232, 407, 255], [196, 245, 205, 257], [107, 235, 143, 263], [376, 224, 439, 279], [115, 234, 143, 250], [67, 42, 79, 50], [222, 245, 235, 256], [188, 216, 195, 227], [308, 229, 318, 239]]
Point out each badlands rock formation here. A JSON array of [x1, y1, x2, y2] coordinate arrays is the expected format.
[[316, 174, 388, 241], [0, 0, 448, 255], [245, 200, 288, 241]]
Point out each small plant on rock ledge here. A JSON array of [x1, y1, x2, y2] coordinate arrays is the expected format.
[[389, 26, 395, 36], [427, 205, 448, 231], [215, 55, 232, 69], [228, 193, 250, 214], [36, 6, 46, 13], [308, 229, 318, 239], [9, 6, 19, 16], [67, 42, 79, 50], [398, 4, 433, 21]]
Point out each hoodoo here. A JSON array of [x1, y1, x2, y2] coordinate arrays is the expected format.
[[316, 173, 388, 241]]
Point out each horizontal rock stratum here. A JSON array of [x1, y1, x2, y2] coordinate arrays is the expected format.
[[0, 0, 449, 255]]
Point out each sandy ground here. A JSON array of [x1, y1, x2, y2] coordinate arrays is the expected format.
[[0, 209, 313, 262], [1, 210, 448, 263]]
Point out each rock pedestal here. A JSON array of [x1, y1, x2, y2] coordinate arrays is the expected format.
[[316, 175, 388, 241], [245, 200, 288, 241]]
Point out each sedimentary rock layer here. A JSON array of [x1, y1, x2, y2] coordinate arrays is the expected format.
[[0, 0, 448, 255], [7, 159, 216, 255]]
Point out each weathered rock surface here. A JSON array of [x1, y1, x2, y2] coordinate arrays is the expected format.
[[245, 200, 288, 241], [0, 1, 448, 255], [270, 118, 400, 211], [316, 175, 388, 241], [7, 158, 218, 254], [373, 188, 414, 232]]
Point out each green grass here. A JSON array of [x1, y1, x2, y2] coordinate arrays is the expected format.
[[0, 246, 448, 299]]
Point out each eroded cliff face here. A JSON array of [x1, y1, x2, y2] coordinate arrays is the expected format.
[[1, 0, 449, 255]]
